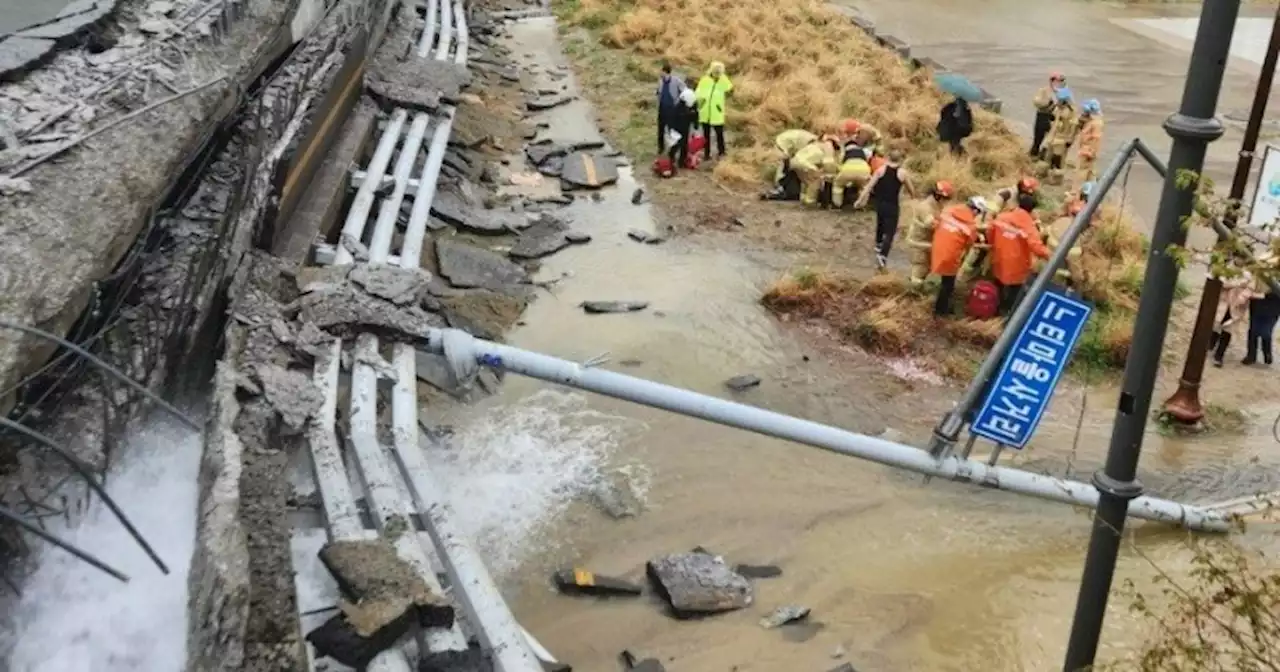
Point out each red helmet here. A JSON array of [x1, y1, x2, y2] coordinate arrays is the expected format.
[[1017, 177, 1040, 194], [934, 180, 955, 198], [841, 118, 861, 136]]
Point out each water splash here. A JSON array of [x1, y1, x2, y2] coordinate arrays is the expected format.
[[429, 390, 646, 577], [4, 420, 201, 672]]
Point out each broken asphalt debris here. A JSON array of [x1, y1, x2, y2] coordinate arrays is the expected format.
[[724, 374, 762, 391], [552, 568, 644, 597], [581, 300, 649, 314], [646, 551, 754, 618], [559, 151, 618, 189], [626, 228, 664, 244], [733, 563, 783, 579], [760, 604, 811, 629], [620, 650, 667, 672], [307, 540, 456, 667]]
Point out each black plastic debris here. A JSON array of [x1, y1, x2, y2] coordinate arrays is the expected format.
[[307, 611, 412, 669], [734, 563, 782, 579], [553, 568, 644, 597]]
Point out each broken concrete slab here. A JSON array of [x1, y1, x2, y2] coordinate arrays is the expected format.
[[366, 53, 473, 112], [565, 230, 591, 244], [725, 374, 761, 391], [435, 239, 530, 291], [293, 282, 443, 341], [552, 568, 644, 597], [525, 142, 567, 166], [646, 552, 753, 616], [760, 605, 811, 629], [349, 264, 431, 306], [252, 364, 323, 434], [14, 0, 115, 41], [560, 151, 618, 189], [0, 36, 57, 80], [581, 300, 648, 314], [525, 94, 573, 111], [509, 217, 571, 259], [319, 539, 455, 631], [430, 186, 523, 235]]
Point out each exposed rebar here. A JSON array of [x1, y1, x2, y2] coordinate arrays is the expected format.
[[0, 320, 200, 429], [0, 502, 128, 582], [0, 417, 169, 575]]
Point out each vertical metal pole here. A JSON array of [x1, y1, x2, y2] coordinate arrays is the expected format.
[[1062, 2, 1238, 669], [1163, 3, 1280, 423]]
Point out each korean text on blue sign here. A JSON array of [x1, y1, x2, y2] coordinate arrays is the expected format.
[[970, 289, 1093, 449]]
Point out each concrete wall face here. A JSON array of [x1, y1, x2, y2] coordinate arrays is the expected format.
[[182, 0, 395, 666]]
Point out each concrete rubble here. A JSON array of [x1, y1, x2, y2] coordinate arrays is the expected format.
[[0, 0, 293, 419], [646, 551, 755, 617]]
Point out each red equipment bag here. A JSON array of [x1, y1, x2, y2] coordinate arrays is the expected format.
[[652, 156, 675, 178], [682, 152, 700, 170], [965, 280, 1001, 320], [687, 132, 706, 156]]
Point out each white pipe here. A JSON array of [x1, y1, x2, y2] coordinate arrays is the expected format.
[[417, 0, 438, 57], [452, 0, 468, 66], [307, 342, 364, 539], [369, 113, 430, 262], [400, 117, 452, 269], [422, 329, 1233, 533], [349, 336, 468, 653], [435, 0, 452, 61], [388, 432, 543, 672], [334, 109, 408, 265]]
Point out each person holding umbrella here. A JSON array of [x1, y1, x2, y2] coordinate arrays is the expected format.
[[934, 73, 981, 155]]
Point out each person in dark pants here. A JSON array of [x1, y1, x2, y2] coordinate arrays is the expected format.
[[694, 61, 732, 160], [1243, 286, 1280, 366], [937, 96, 973, 156], [665, 82, 698, 172], [655, 62, 685, 154], [854, 148, 916, 269], [1030, 72, 1065, 157]]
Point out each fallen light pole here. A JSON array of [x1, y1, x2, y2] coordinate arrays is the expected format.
[[1163, 1, 1280, 424], [1063, 1, 1238, 669], [417, 329, 1231, 532]]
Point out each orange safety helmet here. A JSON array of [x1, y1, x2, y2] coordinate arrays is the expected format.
[[1017, 176, 1040, 194], [840, 118, 861, 136], [933, 180, 955, 198]]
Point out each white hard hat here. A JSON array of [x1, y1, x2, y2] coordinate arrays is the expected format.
[[967, 196, 989, 213]]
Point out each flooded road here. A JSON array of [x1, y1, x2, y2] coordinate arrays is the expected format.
[[848, 0, 1280, 239], [443, 13, 1280, 672]]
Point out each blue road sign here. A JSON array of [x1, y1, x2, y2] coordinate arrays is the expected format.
[[970, 288, 1093, 450]]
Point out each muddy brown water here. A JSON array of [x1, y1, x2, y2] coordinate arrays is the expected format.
[[447, 13, 1280, 672]]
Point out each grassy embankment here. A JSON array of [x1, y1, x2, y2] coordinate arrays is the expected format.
[[553, 0, 1169, 378]]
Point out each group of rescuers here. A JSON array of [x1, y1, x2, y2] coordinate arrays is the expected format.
[[766, 71, 1104, 318]]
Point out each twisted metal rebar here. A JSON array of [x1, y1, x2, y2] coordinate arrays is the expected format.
[[0, 417, 168, 575], [0, 320, 200, 429], [0, 502, 127, 582]]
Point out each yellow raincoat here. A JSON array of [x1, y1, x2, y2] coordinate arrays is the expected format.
[[905, 197, 945, 284], [695, 63, 733, 126], [791, 140, 838, 206], [1046, 102, 1079, 160]]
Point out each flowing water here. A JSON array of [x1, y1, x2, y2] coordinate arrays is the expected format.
[[8, 4, 1280, 671], [483, 12, 1280, 672], [1, 420, 202, 671]]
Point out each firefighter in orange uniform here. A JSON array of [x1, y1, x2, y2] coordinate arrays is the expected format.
[[987, 192, 1051, 315], [931, 196, 989, 317]]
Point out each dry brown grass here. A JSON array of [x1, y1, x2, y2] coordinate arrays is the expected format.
[[559, 0, 1027, 193]]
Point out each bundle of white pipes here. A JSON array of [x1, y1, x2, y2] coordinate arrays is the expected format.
[[306, 2, 544, 670]]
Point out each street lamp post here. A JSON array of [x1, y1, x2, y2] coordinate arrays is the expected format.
[[1062, 1, 1239, 670], [1163, 3, 1280, 424]]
